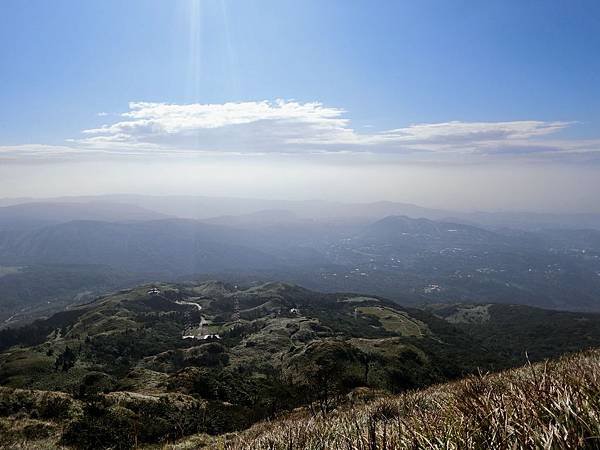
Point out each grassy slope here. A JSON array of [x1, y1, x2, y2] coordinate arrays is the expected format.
[[4, 283, 600, 448], [4, 349, 600, 449], [188, 349, 600, 450]]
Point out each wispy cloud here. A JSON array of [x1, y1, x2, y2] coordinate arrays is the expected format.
[[0, 144, 82, 160], [1, 100, 598, 163]]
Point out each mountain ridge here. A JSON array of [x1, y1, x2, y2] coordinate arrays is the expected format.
[[2, 281, 600, 448]]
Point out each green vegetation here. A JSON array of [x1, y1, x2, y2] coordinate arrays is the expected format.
[[4, 349, 600, 449], [432, 303, 491, 324], [431, 303, 600, 364], [356, 306, 426, 336], [2, 281, 600, 448]]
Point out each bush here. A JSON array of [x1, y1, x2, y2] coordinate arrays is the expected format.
[[62, 392, 208, 449], [61, 402, 137, 450], [77, 372, 117, 399], [38, 392, 74, 420]]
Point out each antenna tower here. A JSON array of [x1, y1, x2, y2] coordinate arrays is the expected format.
[[232, 295, 240, 323]]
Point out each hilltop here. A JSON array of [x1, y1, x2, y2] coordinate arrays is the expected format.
[[2, 282, 600, 448]]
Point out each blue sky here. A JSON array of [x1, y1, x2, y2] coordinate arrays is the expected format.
[[2, 0, 599, 142], [0, 1, 599, 209]]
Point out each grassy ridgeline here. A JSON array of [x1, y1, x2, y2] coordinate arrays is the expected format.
[[197, 349, 600, 450]]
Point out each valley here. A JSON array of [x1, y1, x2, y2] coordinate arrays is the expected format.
[[1, 199, 600, 328]]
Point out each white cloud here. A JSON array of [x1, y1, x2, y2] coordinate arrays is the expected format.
[[78, 100, 352, 152], [77, 100, 581, 154], [1, 100, 598, 163]]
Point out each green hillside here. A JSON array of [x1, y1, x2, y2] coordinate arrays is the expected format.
[[2, 281, 600, 448]]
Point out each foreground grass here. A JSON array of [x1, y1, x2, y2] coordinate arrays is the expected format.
[[193, 349, 600, 450], [3, 349, 600, 449]]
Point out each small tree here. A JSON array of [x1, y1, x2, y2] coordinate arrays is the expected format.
[[54, 346, 77, 372]]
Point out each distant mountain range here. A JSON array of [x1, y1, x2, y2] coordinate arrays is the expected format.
[[4, 213, 596, 275], [2, 194, 600, 230], [0, 197, 599, 320]]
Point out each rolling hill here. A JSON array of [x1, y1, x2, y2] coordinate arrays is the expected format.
[[2, 281, 600, 448]]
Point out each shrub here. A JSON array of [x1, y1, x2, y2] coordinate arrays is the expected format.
[[61, 402, 137, 450]]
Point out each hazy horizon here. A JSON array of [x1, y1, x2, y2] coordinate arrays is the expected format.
[[1, 161, 600, 214]]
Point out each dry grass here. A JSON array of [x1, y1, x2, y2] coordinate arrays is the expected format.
[[356, 306, 425, 337], [200, 349, 600, 450]]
